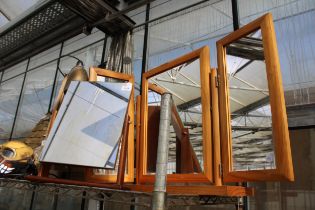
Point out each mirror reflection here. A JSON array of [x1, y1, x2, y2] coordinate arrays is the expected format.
[[226, 29, 275, 171], [91, 76, 130, 176], [41, 79, 132, 169], [146, 58, 204, 174]]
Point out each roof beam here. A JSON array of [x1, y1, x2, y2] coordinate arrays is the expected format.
[[232, 96, 270, 118]]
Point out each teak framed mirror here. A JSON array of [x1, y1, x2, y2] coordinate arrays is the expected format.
[[139, 46, 213, 184], [217, 13, 294, 182], [85, 67, 135, 183]]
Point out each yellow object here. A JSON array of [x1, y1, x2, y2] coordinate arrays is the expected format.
[[0, 141, 33, 163]]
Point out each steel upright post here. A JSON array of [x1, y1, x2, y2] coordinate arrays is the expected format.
[[152, 93, 172, 210]]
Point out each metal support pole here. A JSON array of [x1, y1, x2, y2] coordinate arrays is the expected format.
[[48, 42, 64, 112], [9, 58, 30, 140], [140, 3, 150, 94], [152, 93, 172, 210], [29, 185, 36, 210], [101, 34, 108, 65], [52, 189, 59, 210], [0, 69, 4, 84], [243, 182, 249, 210], [231, 0, 240, 30], [81, 191, 87, 210]]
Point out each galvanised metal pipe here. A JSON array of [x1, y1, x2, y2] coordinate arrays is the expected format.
[[151, 93, 173, 210]]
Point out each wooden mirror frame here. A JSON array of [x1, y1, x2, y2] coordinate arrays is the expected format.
[[138, 46, 213, 184], [85, 67, 135, 183], [217, 13, 294, 182]]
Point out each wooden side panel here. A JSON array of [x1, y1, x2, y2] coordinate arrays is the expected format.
[[179, 135, 194, 173], [216, 13, 294, 182], [261, 13, 294, 181], [136, 95, 141, 184], [210, 69, 222, 186], [146, 106, 160, 172]]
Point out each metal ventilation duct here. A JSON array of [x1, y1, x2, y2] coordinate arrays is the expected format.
[[0, 0, 137, 71], [0, 1, 85, 71], [59, 0, 136, 34]]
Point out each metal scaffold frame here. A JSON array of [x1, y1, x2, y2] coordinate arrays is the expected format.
[[0, 178, 243, 208]]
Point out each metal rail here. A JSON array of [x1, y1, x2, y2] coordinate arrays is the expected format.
[[0, 178, 242, 207]]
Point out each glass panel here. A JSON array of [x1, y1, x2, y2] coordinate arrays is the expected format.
[[149, 0, 201, 20], [0, 12, 9, 28], [126, 5, 146, 25], [62, 29, 104, 56], [12, 61, 56, 138], [132, 30, 144, 88], [59, 41, 104, 75], [41, 81, 132, 168], [91, 76, 130, 176], [29, 44, 61, 69], [2, 60, 27, 81], [225, 29, 275, 171], [146, 0, 233, 70], [146, 58, 204, 174], [53, 40, 104, 112], [238, 0, 314, 25], [0, 75, 24, 140]]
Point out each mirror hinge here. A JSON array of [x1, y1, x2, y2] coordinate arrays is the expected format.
[[215, 75, 220, 87]]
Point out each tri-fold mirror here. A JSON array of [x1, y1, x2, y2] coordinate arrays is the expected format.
[[217, 13, 294, 182], [139, 46, 213, 183], [38, 13, 293, 188]]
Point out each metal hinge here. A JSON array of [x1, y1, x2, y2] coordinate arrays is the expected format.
[[219, 163, 223, 177], [215, 75, 220, 87]]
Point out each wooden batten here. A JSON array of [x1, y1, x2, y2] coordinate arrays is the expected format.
[[211, 68, 222, 186]]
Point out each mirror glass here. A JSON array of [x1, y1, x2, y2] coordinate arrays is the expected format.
[[146, 58, 204, 174], [92, 76, 131, 176], [225, 29, 275, 171], [40, 81, 132, 168]]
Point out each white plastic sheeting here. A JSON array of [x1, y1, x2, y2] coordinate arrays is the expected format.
[[131, 0, 315, 94], [0, 75, 24, 139], [12, 61, 57, 138], [0, 0, 39, 28]]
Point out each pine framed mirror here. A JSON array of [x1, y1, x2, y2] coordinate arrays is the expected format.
[[217, 13, 294, 182], [85, 67, 135, 183], [138, 46, 213, 184]]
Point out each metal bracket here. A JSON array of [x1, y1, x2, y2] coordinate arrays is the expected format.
[[215, 75, 220, 87]]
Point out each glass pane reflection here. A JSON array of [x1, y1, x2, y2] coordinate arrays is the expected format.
[[147, 59, 204, 174], [226, 29, 276, 171]]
